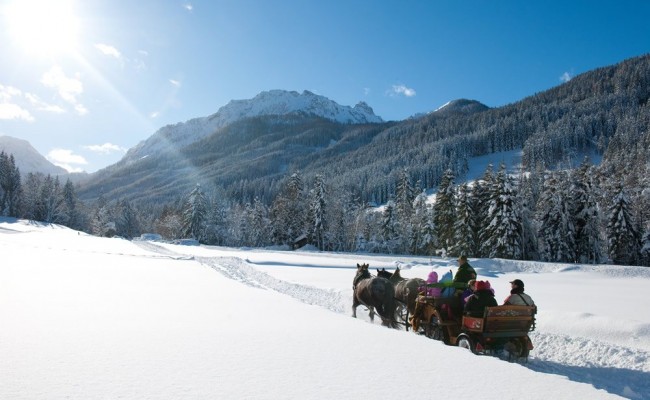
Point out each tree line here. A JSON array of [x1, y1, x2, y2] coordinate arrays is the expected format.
[[2, 149, 648, 266]]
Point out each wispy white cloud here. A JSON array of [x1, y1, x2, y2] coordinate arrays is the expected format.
[[0, 84, 22, 102], [40, 65, 87, 115], [0, 103, 34, 121], [389, 84, 416, 97], [95, 43, 122, 59], [150, 111, 160, 118], [132, 50, 149, 71], [46, 148, 88, 172], [74, 104, 88, 115], [560, 71, 573, 83], [83, 143, 126, 155], [169, 79, 181, 87], [183, 3, 193, 11], [24, 93, 65, 113], [0, 84, 34, 121], [363, 87, 371, 96]]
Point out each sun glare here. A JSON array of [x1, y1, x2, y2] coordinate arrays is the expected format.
[[3, 0, 81, 56]]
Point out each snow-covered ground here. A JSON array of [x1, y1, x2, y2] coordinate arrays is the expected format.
[[1, 218, 648, 399]]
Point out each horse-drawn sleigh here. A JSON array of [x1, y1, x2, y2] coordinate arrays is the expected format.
[[411, 289, 536, 359], [354, 264, 536, 360]]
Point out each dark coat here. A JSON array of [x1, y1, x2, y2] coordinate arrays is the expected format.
[[453, 262, 477, 284], [464, 289, 498, 317]]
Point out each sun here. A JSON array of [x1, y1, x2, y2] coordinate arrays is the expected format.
[[3, 0, 81, 56]]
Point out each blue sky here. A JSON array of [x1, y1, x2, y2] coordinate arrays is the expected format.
[[1, 0, 649, 173]]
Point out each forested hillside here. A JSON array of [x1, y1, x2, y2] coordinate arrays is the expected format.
[[1, 54, 648, 266]]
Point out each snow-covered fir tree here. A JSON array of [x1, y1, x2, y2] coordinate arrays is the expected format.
[[115, 199, 140, 239], [484, 164, 523, 259], [394, 168, 416, 253], [450, 183, 475, 257], [0, 151, 21, 217], [183, 184, 208, 242], [91, 195, 116, 237], [538, 171, 576, 262], [204, 193, 228, 246], [476, 164, 494, 257], [270, 172, 306, 246], [308, 175, 327, 250], [380, 200, 399, 253], [640, 228, 650, 267], [606, 186, 641, 265], [433, 169, 456, 254], [572, 159, 604, 264], [411, 190, 435, 255], [517, 173, 539, 260], [38, 175, 64, 224], [60, 179, 84, 231]]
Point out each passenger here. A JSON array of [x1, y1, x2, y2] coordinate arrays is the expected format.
[[503, 279, 535, 306], [420, 271, 442, 297], [464, 280, 497, 317], [462, 279, 477, 304], [450, 256, 477, 317], [453, 255, 477, 284]]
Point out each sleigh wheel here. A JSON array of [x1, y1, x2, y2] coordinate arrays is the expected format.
[[457, 334, 477, 354], [505, 338, 529, 360], [425, 316, 445, 341]]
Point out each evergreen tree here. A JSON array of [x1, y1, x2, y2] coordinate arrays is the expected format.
[[183, 184, 208, 242], [250, 197, 270, 247], [433, 169, 456, 254], [20, 172, 42, 221], [60, 179, 83, 230], [38, 175, 63, 223], [484, 164, 522, 259], [308, 175, 327, 250], [91, 195, 116, 237], [411, 190, 431, 254], [380, 200, 398, 253], [115, 199, 140, 239], [0, 152, 21, 217], [204, 194, 227, 245], [572, 160, 604, 263], [606, 186, 641, 265], [640, 228, 650, 267], [270, 172, 306, 246], [537, 172, 576, 262], [450, 183, 475, 257], [476, 164, 494, 257], [517, 174, 538, 260], [394, 168, 415, 252]]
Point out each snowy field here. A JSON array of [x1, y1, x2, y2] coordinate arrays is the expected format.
[[1, 218, 649, 399]]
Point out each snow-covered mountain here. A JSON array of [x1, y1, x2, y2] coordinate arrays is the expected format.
[[0, 135, 68, 176], [433, 99, 489, 115], [124, 90, 382, 162]]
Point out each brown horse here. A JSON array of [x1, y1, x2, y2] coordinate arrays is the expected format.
[[381, 267, 425, 328], [352, 263, 398, 328]]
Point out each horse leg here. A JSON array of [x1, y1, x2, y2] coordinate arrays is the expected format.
[[352, 297, 359, 318], [368, 306, 375, 322]]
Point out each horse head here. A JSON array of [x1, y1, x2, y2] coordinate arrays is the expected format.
[[354, 263, 371, 288], [376, 268, 392, 279], [389, 266, 405, 283]]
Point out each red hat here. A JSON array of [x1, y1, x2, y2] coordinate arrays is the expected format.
[[475, 280, 489, 291]]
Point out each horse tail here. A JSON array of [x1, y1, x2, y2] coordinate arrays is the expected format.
[[370, 279, 387, 314], [375, 280, 398, 327]]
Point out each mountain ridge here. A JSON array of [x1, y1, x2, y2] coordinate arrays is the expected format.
[[124, 89, 382, 164], [0, 135, 68, 176]]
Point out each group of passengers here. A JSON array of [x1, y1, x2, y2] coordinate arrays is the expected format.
[[420, 255, 535, 319]]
